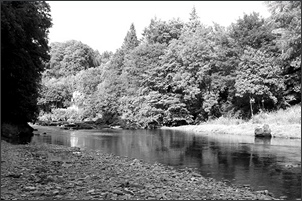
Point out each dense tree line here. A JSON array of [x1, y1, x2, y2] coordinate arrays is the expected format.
[[38, 2, 301, 128]]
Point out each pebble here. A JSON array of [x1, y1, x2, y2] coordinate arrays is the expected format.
[[112, 189, 124, 195], [32, 191, 44, 196], [52, 190, 59, 195], [24, 186, 36, 191], [87, 189, 95, 194]]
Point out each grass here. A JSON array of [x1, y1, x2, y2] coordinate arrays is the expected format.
[[206, 116, 246, 125], [250, 104, 301, 125], [164, 105, 301, 139], [205, 104, 301, 125]]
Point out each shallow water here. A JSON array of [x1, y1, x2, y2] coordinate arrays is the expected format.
[[31, 126, 301, 199]]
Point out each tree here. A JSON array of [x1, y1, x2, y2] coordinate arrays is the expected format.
[[1, 1, 52, 123], [189, 6, 199, 21], [122, 23, 139, 52], [230, 12, 276, 50], [265, 1, 301, 105], [98, 50, 113, 65], [185, 6, 201, 32], [122, 42, 167, 95], [45, 40, 98, 78], [38, 77, 73, 113], [234, 47, 285, 116], [142, 17, 184, 44], [157, 24, 216, 121]]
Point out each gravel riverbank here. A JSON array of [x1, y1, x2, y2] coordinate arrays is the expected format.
[[1, 140, 281, 200]]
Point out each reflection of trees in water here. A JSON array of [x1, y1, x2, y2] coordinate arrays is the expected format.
[[254, 137, 271, 145], [41, 135, 52, 144], [106, 129, 192, 166], [32, 135, 52, 145], [51, 134, 70, 146], [181, 135, 301, 199], [184, 135, 204, 159]]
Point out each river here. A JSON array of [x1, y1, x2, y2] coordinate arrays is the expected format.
[[31, 125, 301, 200]]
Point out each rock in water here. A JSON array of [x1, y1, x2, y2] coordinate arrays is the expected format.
[[262, 124, 271, 135], [254, 127, 263, 135], [255, 124, 272, 138]]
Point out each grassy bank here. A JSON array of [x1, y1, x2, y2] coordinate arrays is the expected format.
[[163, 105, 301, 139], [1, 140, 279, 200]]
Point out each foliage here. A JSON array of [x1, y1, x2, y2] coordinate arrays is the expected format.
[[73, 67, 104, 96], [1, 1, 52, 123], [36, 5, 301, 127], [38, 107, 83, 122], [234, 46, 285, 116], [98, 50, 113, 65], [142, 17, 184, 44], [230, 12, 275, 50], [266, 1, 301, 104], [38, 77, 73, 113], [122, 42, 167, 94], [122, 23, 139, 52], [44, 40, 100, 78]]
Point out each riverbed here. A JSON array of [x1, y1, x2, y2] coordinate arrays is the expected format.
[[31, 125, 301, 200]]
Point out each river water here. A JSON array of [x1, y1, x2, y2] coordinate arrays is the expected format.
[[31, 125, 301, 199]]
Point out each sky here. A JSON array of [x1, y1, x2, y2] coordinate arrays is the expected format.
[[47, 1, 271, 53]]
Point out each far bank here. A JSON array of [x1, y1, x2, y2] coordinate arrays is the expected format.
[[162, 105, 301, 139], [161, 123, 301, 139]]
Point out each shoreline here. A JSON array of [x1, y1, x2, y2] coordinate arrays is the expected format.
[[30, 119, 301, 140], [1, 140, 281, 200], [161, 123, 301, 139]]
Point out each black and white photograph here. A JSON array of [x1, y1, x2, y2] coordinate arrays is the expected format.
[[1, 1, 301, 200]]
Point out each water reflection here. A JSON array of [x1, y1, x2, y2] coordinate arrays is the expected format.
[[31, 126, 301, 199], [254, 137, 271, 145]]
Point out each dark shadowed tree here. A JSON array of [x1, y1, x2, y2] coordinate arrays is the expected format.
[[1, 1, 52, 123]]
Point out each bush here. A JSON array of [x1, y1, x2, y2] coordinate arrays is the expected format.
[[38, 107, 84, 122]]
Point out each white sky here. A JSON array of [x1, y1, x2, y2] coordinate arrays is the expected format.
[[47, 1, 271, 53]]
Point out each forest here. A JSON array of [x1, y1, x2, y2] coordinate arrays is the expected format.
[[2, 1, 301, 131], [37, 2, 301, 129]]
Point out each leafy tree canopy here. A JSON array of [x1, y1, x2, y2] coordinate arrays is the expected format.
[[142, 17, 184, 44], [266, 1, 301, 104], [44, 40, 100, 78]]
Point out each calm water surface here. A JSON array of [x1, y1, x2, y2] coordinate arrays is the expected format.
[[31, 125, 301, 199]]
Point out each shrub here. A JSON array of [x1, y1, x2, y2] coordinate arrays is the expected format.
[[251, 104, 301, 124], [38, 107, 84, 122]]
